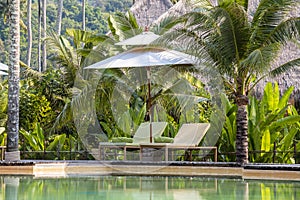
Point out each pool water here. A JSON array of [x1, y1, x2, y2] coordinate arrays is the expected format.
[[1, 176, 299, 200]]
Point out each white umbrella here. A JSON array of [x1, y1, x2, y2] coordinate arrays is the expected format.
[[85, 46, 196, 142], [85, 47, 195, 69], [0, 63, 8, 71], [115, 31, 160, 46]]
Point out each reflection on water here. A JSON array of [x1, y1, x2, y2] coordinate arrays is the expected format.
[[0, 176, 299, 200]]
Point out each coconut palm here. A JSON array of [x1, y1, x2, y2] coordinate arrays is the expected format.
[[6, 0, 21, 161], [160, 0, 300, 164]]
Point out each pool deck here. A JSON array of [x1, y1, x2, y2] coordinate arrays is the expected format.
[[1, 160, 300, 181]]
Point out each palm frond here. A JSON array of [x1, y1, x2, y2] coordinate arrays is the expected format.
[[153, 12, 215, 66], [20, 61, 43, 80], [270, 58, 300, 77], [151, 15, 185, 35], [50, 100, 71, 134], [250, 0, 297, 49], [47, 31, 79, 70], [207, 4, 249, 75], [65, 29, 113, 49], [267, 17, 300, 45], [81, 34, 119, 68], [65, 29, 95, 49], [108, 11, 142, 42], [189, 0, 214, 9], [241, 43, 280, 74], [47, 31, 81, 86], [234, 0, 249, 10], [50, 80, 97, 134]]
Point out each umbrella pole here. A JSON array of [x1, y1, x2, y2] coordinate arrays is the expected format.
[[147, 67, 153, 143]]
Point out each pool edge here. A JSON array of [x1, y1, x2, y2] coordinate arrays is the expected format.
[[1, 161, 300, 181]]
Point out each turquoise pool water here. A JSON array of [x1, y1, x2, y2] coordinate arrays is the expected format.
[[1, 176, 299, 200]]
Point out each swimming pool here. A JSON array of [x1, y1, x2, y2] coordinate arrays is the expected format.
[[1, 175, 299, 200]]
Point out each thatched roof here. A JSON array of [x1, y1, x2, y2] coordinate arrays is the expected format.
[[130, 0, 173, 28]]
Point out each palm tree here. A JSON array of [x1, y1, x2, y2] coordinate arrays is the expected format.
[[6, 0, 21, 161], [160, 0, 300, 164]]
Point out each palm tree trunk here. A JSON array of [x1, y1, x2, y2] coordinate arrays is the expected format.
[[56, 0, 63, 35], [82, 0, 85, 31], [236, 94, 249, 165], [41, 0, 47, 71], [37, 0, 41, 72], [6, 0, 20, 161], [26, 0, 32, 67]]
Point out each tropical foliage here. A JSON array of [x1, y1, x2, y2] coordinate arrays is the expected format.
[[0, 0, 299, 162], [20, 122, 78, 159], [248, 82, 300, 163], [219, 82, 300, 163], [0, 0, 131, 67]]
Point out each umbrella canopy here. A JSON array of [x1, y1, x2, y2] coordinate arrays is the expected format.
[[85, 47, 196, 69], [115, 31, 160, 46], [0, 63, 8, 71], [84, 46, 196, 143]]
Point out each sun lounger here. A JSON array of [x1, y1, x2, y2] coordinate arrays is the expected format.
[[132, 122, 168, 143], [170, 123, 211, 146], [99, 122, 168, 160], [139, 123, 217, 162]]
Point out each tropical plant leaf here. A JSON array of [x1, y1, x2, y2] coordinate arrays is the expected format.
[[46, 134, 66, 151], [261, 129, 271, 155], [278, 86, 294, 109], [263, 82, 279, 112], [99, 121, 113, 138], [280, 126, 299, 151], [20, 129, 42, 151], [270, 116, 300, 130], [34, 123, 45, 151]]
